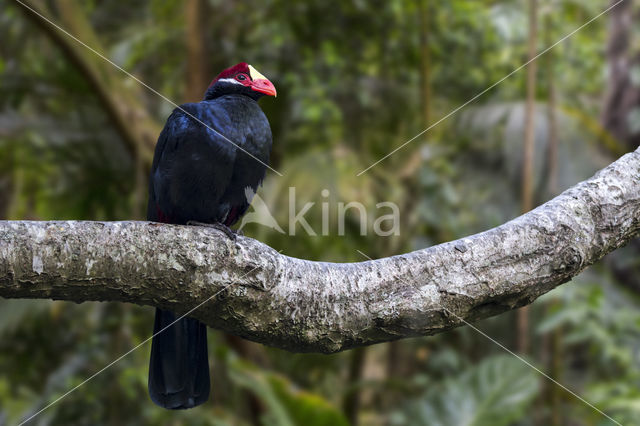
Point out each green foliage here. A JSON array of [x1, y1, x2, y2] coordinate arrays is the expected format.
[[0, 299, 51, 337], [230, 360, 349, 426], [0, 0, 636, 425], [390, 356, 540, 426], [536, 270, 640, 423]]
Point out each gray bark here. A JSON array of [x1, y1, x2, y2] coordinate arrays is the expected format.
[[1, 148, 639, 353]]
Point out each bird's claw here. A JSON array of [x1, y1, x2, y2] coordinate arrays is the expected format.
[[187, 221, 238, 240]]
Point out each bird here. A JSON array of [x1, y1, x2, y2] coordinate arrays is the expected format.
[[146, 62, 276, 409]]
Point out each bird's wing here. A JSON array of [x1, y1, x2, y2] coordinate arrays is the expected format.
[[220, 129, 272, 226], [147, 105, 237, 223]]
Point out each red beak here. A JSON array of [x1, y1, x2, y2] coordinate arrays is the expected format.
[[250, 78, 277, 97]]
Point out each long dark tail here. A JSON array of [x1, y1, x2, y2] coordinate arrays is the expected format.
[[148, 308, 210, 409]]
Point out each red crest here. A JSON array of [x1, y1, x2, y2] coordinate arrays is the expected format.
[[209, 63, 250, 87]]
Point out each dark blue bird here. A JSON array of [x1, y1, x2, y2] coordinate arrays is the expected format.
[[147, 62, 276, 409]]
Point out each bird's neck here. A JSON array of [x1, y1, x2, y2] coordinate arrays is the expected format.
[[203, 87, 261, 102]]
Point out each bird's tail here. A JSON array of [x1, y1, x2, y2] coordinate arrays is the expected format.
[[148, 308, 210, 409]]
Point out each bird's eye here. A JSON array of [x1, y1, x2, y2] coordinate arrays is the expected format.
[[236, 74, 247, 81]]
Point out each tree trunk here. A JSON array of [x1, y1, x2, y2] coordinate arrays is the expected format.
[[601, 0, 640, 151], [545, 16, 559, 199], [517, 0, 538, 355], [13, 0, 161, 165], [343, 347, 367, 426], [382, 0, 434, 400], [419, 0, 431, 129], [542, 14, 564, 426], [184, 0, 211, 103]]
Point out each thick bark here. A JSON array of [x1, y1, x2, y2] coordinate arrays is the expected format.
[[0, 148, 639, 353]]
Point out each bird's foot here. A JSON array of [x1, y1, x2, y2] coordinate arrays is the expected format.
[[187, 221, 238, 240]]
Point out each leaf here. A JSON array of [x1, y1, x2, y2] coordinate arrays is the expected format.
[[229, 360, 349, 426], [392, 355, 539, 426]]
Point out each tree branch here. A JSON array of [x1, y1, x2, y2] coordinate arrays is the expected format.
[[1, 148, 639, 353], [13, 0, 161, 164]]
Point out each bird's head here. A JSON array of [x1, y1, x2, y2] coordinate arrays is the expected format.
[[204, 62, 277, 101]]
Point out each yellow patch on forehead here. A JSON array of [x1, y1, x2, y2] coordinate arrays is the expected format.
[[248, 65, 267, 81]]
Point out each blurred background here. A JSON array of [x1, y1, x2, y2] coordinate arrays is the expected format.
[[1, 0, 639, 424]]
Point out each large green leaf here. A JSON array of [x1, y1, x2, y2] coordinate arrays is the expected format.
[[391, 355, 539, 426]]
